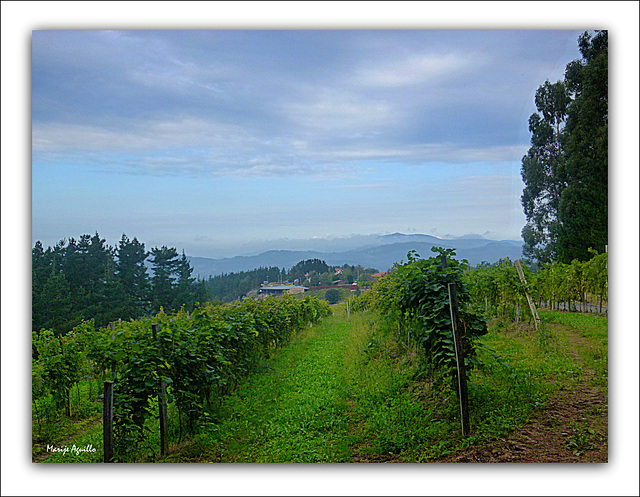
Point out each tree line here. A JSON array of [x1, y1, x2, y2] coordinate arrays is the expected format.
[[521, 30, 607, 264], [203, 266, 286, 303], [203, 259, 379, 303], [32, 233, 380, 336], [32, 232, 207, 335]]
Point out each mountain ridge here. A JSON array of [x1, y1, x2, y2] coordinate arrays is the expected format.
[[188, 234, 523, 279]]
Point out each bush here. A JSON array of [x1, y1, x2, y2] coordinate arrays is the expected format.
[[367, 248, 488, 385], [324, 288, 340, 304]]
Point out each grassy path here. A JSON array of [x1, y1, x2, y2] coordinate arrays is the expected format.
[[440, 311, 608, 462], [36, 307, 608, 463], [36, 307, 424, 463], [172, 306, 458, 464], [170, 310, 361, 462]]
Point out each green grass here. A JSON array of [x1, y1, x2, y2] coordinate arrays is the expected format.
[[173, 313, 355, 462], [338, 313, 432, 459], [345, 314, 579, 461], [38, 428, 103, 463], [539, 310, 608, 388], [169, 308, 437, 462], [34, 307, 608, 463], [480, 320, 581, 382], [540, 311, 608, 345], [32, 377, 104, 462], [463, 321, 580, 446]]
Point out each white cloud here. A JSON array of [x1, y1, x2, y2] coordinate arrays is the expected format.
[[332, 182, 397, 189], [315, 147, 413, 160], [32, 115, 527, 180], [281, 88, 398, 131], [416, 143, 529, 163], [32, 118, 250, 153], [310, 143, 528, 165], [127, 58, 231, 94], [353, 52, 482, 88]]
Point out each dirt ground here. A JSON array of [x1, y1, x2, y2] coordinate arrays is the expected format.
[[438, 323, 608, 464], [347, 319, 608, 464]]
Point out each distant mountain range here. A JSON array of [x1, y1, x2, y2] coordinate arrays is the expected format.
[[188, 233, 523, 279]]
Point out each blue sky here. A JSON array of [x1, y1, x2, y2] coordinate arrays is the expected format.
[[3, 3, 639, 496], [31, 29, 586, 257]]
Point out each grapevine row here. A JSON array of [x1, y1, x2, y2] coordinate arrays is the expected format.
[[351, 248, 488, 384], [32, 294, 331, 461], [464, 250, 608, 322]]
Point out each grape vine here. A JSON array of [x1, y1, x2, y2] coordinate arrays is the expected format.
[[32, 294, 331, 461]]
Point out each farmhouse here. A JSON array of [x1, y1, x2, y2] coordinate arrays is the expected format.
[[259, 284, 308, 296]]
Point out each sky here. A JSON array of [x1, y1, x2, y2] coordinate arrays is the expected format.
[[31, 28, 587, 258], [3, 3, 640, 496]]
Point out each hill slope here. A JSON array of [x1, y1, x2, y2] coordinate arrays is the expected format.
[[188, 235, 523, 279]]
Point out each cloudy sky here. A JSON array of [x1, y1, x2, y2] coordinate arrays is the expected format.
[[4, 3, 640, 496], [32, 29, 585, 257]]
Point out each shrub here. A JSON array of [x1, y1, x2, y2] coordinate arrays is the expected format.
[[324, 288, 340, 304]]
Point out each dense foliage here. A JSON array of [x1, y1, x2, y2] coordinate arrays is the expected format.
[[352, 246, 607, 384], [32, 232, 374, 335], [288, 258, 330, 282], [352, 248, 488, 386], [32, 294, 331, 461], [464, 249, 608, 321], [521, 31, 607, 263], [464, 259, 532, 323], [324, 288, 341, 304], [32, 233, 207, 335]]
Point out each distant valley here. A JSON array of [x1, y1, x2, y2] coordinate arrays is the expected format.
[[188, 233, 523, 280]]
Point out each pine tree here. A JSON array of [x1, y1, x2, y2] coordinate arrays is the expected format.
[[39, 269, 74, 336], [115, 234, 150, 319], [149, 246, 180, 313], [173, 251, 197, 311]]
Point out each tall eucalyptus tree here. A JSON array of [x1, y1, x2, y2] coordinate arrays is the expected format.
[[521, 80, 569, 263], [521, 30, 608, 264], [558, 30, 608, 262]]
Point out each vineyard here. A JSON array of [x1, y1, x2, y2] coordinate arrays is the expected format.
[[32, 294, 331, 462], [32, 248, 608, 463], [464, 250, 608, 319]]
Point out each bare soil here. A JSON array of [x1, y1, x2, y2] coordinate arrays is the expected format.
[[438, 322, 608, 463]]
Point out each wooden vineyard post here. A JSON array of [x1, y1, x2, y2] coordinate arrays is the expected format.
[[447, 283, 471, 437], [103, 381, 114, 463], [59, 339, 71, 417], [109, 322, 117, 381], [159, 380, 168, 458], [514, 260, 541, 332], [152, 324, 168, 458], [441, 255, 470, 437]]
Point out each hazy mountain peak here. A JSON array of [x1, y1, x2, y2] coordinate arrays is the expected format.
[[453, 234, 486, 239], [187, 233, 524, 279]]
